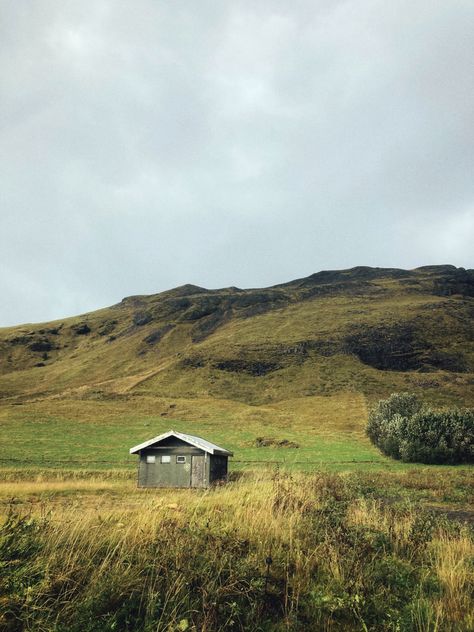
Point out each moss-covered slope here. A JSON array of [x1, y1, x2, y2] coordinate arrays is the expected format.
[[0, 265, 472, 408]]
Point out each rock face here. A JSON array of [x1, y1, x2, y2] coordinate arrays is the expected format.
[[72, 323, 91, 335], [213, 359, 281, 376], [28, 339, 54, 353], [345, 324, 469, 372], [133, 312, 153, 327], [143, 325, 175, 346], [346, 324, 422, 371]]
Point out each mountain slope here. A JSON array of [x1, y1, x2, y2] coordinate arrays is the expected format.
[[1, 265, 473, 405]]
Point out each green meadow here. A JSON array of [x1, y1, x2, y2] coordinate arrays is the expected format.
[[0, 392, 458, 472]]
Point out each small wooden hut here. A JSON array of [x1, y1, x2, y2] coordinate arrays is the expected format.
[[129, 430, 233, 488]]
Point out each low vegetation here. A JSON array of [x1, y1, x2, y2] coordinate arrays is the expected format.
[[367, 393, 474, 464], [1, 469, 473, 631]]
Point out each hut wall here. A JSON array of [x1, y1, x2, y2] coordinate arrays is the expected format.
[[138, 446, 204, 488], [209, 455, 228, 483]]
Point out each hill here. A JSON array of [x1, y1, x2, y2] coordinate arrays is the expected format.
[[1, 264, 473, 468]]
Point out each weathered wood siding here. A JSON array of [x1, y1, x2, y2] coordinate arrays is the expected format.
[[191, 454, 207, 488], [136, 437, 230, 488], [138, 445, 204, 488]]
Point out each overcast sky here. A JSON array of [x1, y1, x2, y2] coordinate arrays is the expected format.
[[1, 1, 473, 326]]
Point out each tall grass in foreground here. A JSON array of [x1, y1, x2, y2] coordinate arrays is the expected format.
[[0, 471, 473, 631]]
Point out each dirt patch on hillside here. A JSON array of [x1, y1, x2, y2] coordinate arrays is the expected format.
[[425, 505, 474, 525], [254, 437, 300, 448]]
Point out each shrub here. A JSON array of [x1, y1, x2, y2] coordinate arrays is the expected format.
[[367, 393, 474, 464]]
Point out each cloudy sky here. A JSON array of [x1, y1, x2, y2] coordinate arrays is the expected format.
[[1, 1, 473, 326]]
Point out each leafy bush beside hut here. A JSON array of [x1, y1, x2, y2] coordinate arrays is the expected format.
[[367, 393, 474, 464]]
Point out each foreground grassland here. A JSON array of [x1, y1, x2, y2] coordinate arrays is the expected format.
[[0, 469, 473, 631]]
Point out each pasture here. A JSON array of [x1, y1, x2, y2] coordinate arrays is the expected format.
[[0, 392, 448, 472], [1, 392, 473, 631]]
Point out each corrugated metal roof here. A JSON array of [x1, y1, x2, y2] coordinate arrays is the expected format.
[[129, 430, 233, 456]]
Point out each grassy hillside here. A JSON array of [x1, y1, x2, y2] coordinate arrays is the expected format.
[[0, 264, 473, 470]]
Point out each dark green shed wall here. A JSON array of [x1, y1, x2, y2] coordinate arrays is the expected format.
[[136, 437, 230, 489]]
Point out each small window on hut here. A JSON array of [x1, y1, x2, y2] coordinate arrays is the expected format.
[[146, 455, 156, 464], [161, 455, 171, 464], [176, 456, 186, 464]]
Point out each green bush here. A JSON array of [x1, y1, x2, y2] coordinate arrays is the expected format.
[[367, 393, 474, 464]]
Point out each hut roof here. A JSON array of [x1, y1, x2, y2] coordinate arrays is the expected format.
[[129, 430, 233, 456]]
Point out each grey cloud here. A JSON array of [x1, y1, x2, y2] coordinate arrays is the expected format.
[[1, 0, 473, 326]]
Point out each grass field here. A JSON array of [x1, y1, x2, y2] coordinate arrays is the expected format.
[[1, 393, 473, 630], [0, 392, 370, 467], [2, 391, 469, 472]]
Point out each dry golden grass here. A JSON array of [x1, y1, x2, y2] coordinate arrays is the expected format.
[[0, 478, 127, 497], [430, 530, 474, 629], [1, 469, 473, 631]]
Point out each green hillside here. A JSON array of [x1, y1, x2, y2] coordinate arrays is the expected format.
[[1, 264, 473, 469]]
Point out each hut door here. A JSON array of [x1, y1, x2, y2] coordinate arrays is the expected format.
[[191, 455, 206, 488]]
